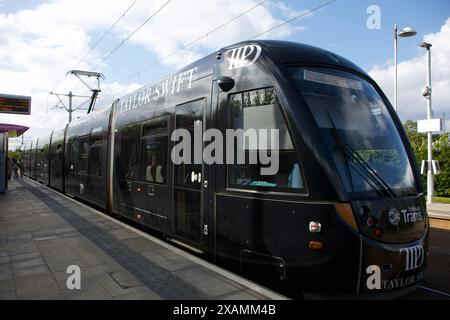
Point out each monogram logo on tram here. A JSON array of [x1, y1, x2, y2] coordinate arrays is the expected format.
[[225, 45, 262, 70], [401, 245, 425, 271], [388, 208, 401, 226]]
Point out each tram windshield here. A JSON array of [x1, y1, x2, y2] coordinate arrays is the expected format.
[[288, 67, 418, 197]]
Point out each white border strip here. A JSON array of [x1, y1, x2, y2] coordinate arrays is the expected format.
[[429, 213, 450, 221], [23, 177, 288, 300]]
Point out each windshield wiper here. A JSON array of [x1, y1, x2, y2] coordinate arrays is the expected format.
[[340, 142, 397, 198], [324, 109, 355, 192], [324, 109, 396, 198]]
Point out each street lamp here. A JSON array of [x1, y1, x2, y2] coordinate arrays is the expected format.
[[418, 42, 434, 204], [394, 25, 417, 112]]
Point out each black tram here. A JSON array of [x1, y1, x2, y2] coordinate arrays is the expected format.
[[23, 41, 429, 298]]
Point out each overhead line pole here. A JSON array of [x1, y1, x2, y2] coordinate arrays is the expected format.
[[49, 91, 91, 123]]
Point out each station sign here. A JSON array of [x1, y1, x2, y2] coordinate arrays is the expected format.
[[0, 93, 31, 115], [417, 119, 442, 133]]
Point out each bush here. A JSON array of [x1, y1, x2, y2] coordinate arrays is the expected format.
[[404, 120, 450, 198]]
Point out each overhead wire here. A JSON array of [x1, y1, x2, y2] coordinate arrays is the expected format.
[[92, 0, 173, 70], [121, 0, 270, 82], [121, 0, 338, 83], [250, 0, 337, 39], [70, 0, 174, 110], [50, 0, 140, 94]]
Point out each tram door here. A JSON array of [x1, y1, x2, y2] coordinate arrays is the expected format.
[[173, 99, 206, 246]]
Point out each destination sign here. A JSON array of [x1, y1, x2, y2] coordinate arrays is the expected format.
[[0, 94, 31, 115]]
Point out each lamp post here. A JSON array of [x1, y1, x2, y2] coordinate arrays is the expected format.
[[394, 25, 417, 112], [419, 42, 434, 204]]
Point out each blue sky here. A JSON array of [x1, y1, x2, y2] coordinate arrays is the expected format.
[[293, 0, 450, 70], [1, 0, 449, 143]]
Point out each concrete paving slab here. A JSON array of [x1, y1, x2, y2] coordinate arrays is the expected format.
[[14, 264, 51, 278], [0, 279, 15, 293], [0, 178, 286, 300], [15, 273, 63, 300], [0, 264, 13, 281], [0, 290, 17, 300]]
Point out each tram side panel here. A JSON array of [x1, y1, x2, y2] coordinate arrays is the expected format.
[[31, 138, 38, 180], [49, 126, 67, 192], [42, 132, 53, 185], [111, 60, 214, 240], [85, 113, 110, 209], [64, 107, 111, 209], [35, 139, 43, 182], [36, 134, 51, 184]]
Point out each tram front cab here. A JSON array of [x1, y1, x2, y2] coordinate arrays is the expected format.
[[285, 64, 429, 298]]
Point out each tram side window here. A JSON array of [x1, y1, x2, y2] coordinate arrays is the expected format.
[[88, 136, 102, 176], [119, 125, 140, 180], [140, 120, 168, 184], [77, 137, 89, 174], [66, 138, 76, 171], [228, 88, 305, 192]]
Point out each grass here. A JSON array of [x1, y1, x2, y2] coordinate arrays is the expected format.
[[433, 197, 450, 204]]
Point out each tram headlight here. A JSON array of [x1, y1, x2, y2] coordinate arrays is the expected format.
[[309, 221, 322, 233]]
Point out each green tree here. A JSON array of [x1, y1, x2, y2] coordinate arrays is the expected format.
[[9, 148, 22, 161], [403, 120, 450, 197], [433, 134, 450, 196]]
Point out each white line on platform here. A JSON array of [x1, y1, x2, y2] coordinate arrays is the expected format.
[[23, 177, 288, 300]]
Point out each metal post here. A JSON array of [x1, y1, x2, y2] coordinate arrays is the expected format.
[[394, 25, 398, 112], [68, 91, 73, 123], [425, 45, 434, 204], [443, 113, 446, 132]]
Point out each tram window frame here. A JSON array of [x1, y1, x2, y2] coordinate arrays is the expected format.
[[226, 87, 306, 194], [174, 98, 205, 190], [142, 117, 168, 137], [66, 137, 76, 172], [77, 136, 89, 174], [118, 123, 141, 181], [139, 117, 169, 185], [88, 135, 103, 177]]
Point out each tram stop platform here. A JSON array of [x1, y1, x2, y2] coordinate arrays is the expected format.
[[427, 203, 450, 221], [0, 177, 286, 300]]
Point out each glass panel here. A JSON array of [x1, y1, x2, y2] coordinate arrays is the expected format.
[[77, 138, 89, 173], [119, 125, 140, 180], [175, 100, 204, 190], [88, 136, 102, 176], [66, 138, 75, 172], [143, 119, 167, 136], [141, 136, 168, 184], [288, 67, 417, 196], [228, 88, 304, 191], [173, 99, 204, 243]]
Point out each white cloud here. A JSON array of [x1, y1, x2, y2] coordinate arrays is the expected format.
[[0, 0, 300, 147], [369, 17, 450, 131], [116, 0, 294, 69]]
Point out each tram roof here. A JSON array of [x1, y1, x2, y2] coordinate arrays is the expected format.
[[224, 40, 367, 76]]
